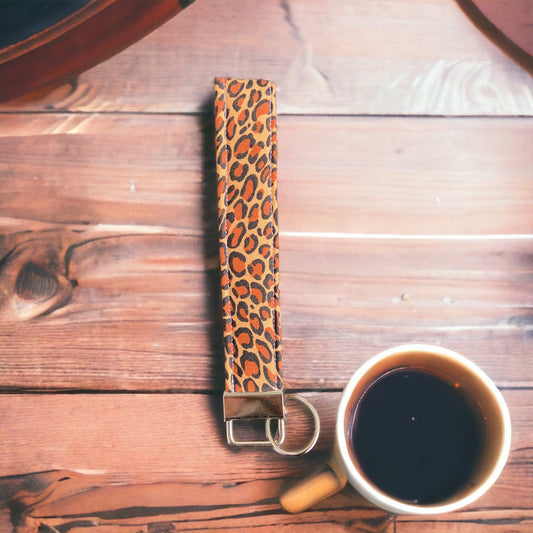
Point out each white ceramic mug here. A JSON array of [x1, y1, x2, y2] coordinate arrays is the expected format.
[[281, 344, 511, 514]]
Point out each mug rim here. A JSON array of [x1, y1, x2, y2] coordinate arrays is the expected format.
[[336, 344, 512, 515]]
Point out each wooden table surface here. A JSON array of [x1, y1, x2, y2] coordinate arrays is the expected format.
[[1, 1, 532, 531]]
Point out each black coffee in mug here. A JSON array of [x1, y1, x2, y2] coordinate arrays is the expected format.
[[281, 346, 510, 514], [351, 367, 484, 504]]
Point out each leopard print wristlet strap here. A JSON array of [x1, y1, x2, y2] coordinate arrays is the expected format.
[[214, 78, 319, 454], [215, 77, 284, 417]]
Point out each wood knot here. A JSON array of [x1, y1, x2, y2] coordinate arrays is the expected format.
[[0, 232, 76, 320], [15, 262, 59, 301]]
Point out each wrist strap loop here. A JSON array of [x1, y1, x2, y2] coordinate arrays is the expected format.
[[214, 78, 318, 455]]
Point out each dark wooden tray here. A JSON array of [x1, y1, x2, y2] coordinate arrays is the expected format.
[[458, 0, 533, 75], [0, 0, 194, 103]]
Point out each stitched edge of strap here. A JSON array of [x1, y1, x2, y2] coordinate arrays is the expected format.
[[215, 77, 283, 395]]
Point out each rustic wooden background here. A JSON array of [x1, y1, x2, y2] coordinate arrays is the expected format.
[[1, 0, 533, 531]]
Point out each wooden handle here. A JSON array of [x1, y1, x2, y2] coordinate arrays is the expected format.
[[280, 464, 347, 514]]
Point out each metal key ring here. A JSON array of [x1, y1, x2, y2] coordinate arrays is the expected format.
[[266, 394, 320, 456]]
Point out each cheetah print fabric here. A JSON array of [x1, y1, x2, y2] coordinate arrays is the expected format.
[[214, 78, 283, 394]]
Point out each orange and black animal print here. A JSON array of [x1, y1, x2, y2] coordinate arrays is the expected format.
[[214, 78, 283, 395]]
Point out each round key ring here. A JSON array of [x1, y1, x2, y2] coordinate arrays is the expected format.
[[266, 394, 321, 456]]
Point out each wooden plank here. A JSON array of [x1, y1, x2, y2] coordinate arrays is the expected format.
[[2, 113, 532, 235], [0, 227, 531, 390], [0, 392, 337, 482], [279, 116, 533, 236], [0, 389, 530, 532], [1, 318, 531, 391], [0, 470, 394, 533], [1, 0, 532, 115], [397, 519, 533, 533], [1, 389, 531, 484], [0, 113, 205, 232], [0, 225, 532, 390]]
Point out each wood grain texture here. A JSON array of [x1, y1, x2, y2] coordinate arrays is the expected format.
[[0, 470, 395, 533], [0, 390, 531, 531], [2, 113, 532, 234], [397, 520, 533, 532], [1, 0, 531, 530], [0, 0, 532, 115], [0, 228, 532, 390], [1, 112, 532, 390]]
